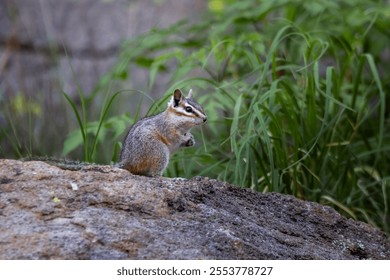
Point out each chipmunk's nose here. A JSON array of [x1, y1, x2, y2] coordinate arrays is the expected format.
[[203, 116, 207, 122]]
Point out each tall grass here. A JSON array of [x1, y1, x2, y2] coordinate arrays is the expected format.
[[101, 0, 390, 233]]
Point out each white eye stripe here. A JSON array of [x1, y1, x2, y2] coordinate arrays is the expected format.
[[176, 106, 193, 115], [184, 102, 206, 117], [186, 105, 205, 118], [175, 105, 205, 118]]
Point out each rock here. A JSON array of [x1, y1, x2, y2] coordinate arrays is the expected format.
[[0, 159, 389, 259]]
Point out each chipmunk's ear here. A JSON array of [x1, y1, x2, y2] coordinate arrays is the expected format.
[[187, 89, 193, 99], [173, 89, 183, 107]]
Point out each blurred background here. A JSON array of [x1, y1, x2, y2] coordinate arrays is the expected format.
[[0, 0, 389, 233], [0, 0, 206, 159]]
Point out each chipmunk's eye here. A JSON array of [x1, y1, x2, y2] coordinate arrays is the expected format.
[[185, 106, 193, 113]]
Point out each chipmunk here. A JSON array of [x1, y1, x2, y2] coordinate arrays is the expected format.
[[118, 88, 207, 177]]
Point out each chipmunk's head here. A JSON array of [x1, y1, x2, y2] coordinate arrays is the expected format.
[[167, 89, 207, 127]]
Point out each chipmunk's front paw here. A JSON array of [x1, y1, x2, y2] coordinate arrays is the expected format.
[[182, 132, 195, 147]]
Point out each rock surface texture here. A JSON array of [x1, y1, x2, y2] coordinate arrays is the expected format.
[[0, 159, 389, 260]]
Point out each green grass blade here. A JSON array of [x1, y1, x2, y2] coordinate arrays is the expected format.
[[90, 91, 122, 160], [62, 91, 86, 159]]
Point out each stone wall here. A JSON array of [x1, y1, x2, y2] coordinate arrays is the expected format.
[[0, 0, 206, 158]]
